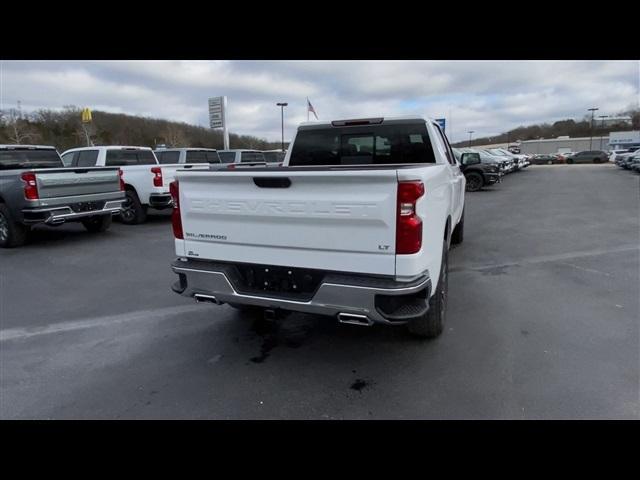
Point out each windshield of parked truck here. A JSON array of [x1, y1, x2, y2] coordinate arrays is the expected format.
[[289, 123, 436, 166], [0, 148, 63, 169]]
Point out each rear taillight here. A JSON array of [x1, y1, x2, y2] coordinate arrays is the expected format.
[[151, 167, 163, 187], [396, 181, 424, 254], [118, 169, 125, 191], [169, 180, 183, 239], [227, 164, 236, 170], [21, 172, 39, 200]]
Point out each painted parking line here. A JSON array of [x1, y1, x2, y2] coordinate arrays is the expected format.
[[0, 303, 206, 342]]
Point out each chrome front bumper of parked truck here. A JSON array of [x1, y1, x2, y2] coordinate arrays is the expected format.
[[171, 259, 432, 325]]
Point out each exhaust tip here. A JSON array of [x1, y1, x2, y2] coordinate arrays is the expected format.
[[194, 294, 222, 305], [337, 313, 373, 326]]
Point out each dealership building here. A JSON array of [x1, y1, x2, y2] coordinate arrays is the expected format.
[[469, 131, 640, 154], [515, 131, 640, 154]]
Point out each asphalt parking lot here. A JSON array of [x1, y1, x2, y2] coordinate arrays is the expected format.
[[1, 164, 638, 419]]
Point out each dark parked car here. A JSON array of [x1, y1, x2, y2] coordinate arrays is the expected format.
[[454, 150, 502, 192], [565, 150, 608, 164], [530, 154, 558, 165]]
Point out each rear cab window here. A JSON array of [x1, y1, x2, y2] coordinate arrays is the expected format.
[[240, 151, 266, 163], [186, 150, 221, 164], [0, 148, 64, 169], [219, 152, 236, 163], [288, 122, 436, 166], [156, 151, 180, 164], [105, 149, 157, 166]]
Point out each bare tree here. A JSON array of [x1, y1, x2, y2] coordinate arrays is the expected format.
[[4, 109, 39, 144], [162, 124, 187, 147]]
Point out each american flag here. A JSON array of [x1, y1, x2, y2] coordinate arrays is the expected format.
[[307, 98, 318, 120]]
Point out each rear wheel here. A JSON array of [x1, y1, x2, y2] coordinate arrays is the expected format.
[[0, 204, 29, 248], [566, 158, 574, 164], [451, 209, 464, 245], [81, 214, 112, 233], [407, 240, 448, 339], [465, 172, 483, 192], [120, 190, 147, 225]]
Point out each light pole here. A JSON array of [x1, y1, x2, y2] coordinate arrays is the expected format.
[[598, 115, 608, 150], [468, 130, 474, 147], [276, 102, 288, 152], [588, 107, 599, 150]]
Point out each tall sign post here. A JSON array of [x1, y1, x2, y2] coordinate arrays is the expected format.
[[81, 107, 93, 146], [209, 96, 229, 150]]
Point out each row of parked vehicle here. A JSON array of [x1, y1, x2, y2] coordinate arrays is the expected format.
[[0, 145, 286, 247], [613, 148, 640, 172], [451, 147, 531, 192]]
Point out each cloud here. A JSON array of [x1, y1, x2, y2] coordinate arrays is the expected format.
[[1, 60, 637, 143]]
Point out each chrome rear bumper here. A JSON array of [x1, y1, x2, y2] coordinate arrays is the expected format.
[[22, 200, 124, 225], [171, 259, 431, 325]]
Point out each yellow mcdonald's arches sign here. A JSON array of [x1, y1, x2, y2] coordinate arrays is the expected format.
[[81, 108, 92, 123]]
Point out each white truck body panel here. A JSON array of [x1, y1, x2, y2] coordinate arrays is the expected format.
[[61, 146, 208, 205], [176, 169, 399, 276], [174, 117, 465, 291]]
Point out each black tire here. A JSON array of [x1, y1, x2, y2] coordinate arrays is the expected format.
[[0, 203, 29, 248], [593, 158, 600, 164], [451, 209, 464, 246], [566, 158, 574, 164], [120, 190, 147, 225], [407, 240, 448, 339], [81, 214, 112, 233], [465, 172, 483, 192]]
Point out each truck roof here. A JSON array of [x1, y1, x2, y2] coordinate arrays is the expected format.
[[63, 145, 154, 153], [218, 149, 262, 153], [154, 147, 218, 152], [0, 144, 57, 150], [298, 115, 432, 129]]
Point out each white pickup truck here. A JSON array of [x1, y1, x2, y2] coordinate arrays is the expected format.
[[169, 116, 466, 338], [61, 146, 208, 224]]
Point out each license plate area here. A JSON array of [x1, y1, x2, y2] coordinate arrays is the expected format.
[[232, 263, 324, 299], [70, 201, 105, 213]]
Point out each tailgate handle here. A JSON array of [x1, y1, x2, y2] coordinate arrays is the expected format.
[[253, 177, 291, 188]]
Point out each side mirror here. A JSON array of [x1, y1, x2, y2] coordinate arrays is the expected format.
[[461, 152, 481, 165]]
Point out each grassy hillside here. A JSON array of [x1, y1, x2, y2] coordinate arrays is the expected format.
[[0, 107, 285, 152]]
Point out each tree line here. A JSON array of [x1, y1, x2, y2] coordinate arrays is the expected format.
[[0, 106, 286, 152], [451, 108, 640, 147]]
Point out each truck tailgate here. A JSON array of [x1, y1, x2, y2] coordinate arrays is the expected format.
[[177, 169, 399, 276], [160, 164, 209, 189], [35, 167, 121, 198]]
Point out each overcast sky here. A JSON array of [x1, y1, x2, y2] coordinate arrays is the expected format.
[[1, 60, 638, 143]]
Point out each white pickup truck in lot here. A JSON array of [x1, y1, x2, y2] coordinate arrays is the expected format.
[[170, 116, 466, 338], [62, 146, 208, 224]]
